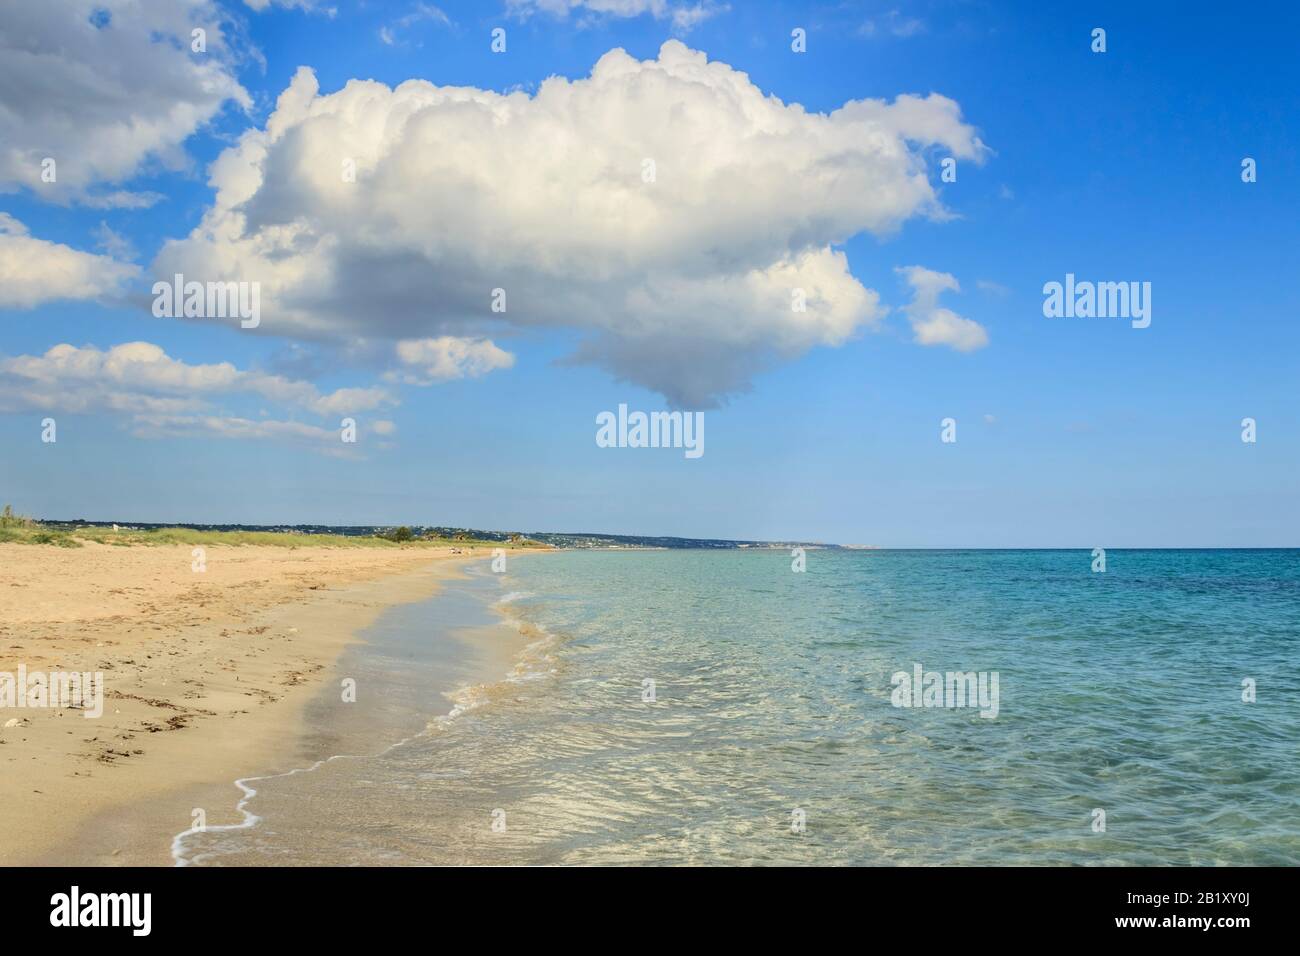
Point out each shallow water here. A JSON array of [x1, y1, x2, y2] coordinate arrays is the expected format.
[[177, 550, 1300, 865]]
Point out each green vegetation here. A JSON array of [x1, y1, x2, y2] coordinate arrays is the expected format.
[[0, 523, 80, 547], [0, 503, 33, 528], [0, 507, 549, 550], [0, 505, 76, 546], [73, 526, 407, 548]]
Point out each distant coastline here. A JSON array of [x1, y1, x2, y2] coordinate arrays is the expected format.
[[33, 518, 844, 552]]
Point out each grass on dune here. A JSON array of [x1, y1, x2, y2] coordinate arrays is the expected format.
[[73, 526, 415, 548], [0, 526, 83, 547], [0, 506, 82, 547], [0, 507, 536, 550]]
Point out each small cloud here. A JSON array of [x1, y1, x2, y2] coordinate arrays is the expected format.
[[859, 10, 926, 39], [983, 413, 996, 425], [244, 0, 338, 15], [895, 266, 990, 352], [132, 414, 340, 446], [78, 190, 165, 210], [94, 222, 136, 262], [389, 337, 515, 385], [976, 279, 1009, 297], [671, 3, 727, 31], [889, 16, 926, 37], [378, 3, 451, 47], [507, 0, 725, 33], [998, 184, 1015, 200]]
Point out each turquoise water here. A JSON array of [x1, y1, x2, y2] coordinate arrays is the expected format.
[[181, 549, 1300, 865]]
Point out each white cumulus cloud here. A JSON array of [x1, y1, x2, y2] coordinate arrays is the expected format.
[[153, 41, 988, 406]]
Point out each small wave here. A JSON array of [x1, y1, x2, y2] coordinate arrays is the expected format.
[[495, 606, 564, 681], [426, 622, 564, 732], [169, 724, 435, 866], [495, 590, 535, 605]]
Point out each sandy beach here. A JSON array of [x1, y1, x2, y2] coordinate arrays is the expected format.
[[0, 540, 517, 866]]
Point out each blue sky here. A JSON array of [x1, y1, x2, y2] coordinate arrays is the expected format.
[[2, 0, 1298, 546]]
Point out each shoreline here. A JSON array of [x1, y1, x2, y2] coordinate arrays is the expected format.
[[0, 541, 538, 866], [169, 561, 546, 867]]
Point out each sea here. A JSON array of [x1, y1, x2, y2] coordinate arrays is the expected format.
[[172, 548, 1300, 866]]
